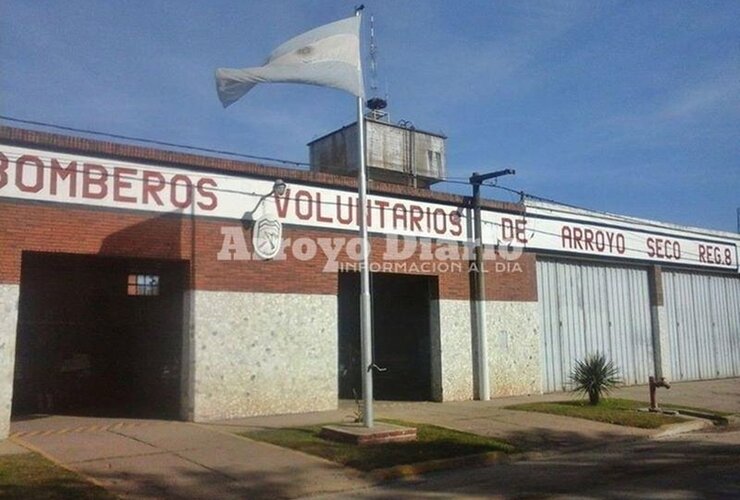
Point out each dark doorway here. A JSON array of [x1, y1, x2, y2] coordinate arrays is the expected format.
[[12, 252, 187, 419], [338, 272, 435, 401]]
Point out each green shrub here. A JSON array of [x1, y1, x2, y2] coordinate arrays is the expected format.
[[571, 353, 621, 405]]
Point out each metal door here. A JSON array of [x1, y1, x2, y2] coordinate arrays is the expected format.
[[663, 271, 740, 381], [538, 259, 653, 392]]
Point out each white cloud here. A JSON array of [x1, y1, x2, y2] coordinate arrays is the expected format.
[[659, 70, 740, 120]]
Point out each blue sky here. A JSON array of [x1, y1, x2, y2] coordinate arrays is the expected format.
[[2, 1, 738, 231]]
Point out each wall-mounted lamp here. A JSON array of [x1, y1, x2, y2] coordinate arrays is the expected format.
[[272, 179, 287, 197], [242, 178, 288, 229]]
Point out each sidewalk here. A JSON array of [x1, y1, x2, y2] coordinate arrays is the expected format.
[[11, 417, 369, 499], [611, 377, 740, 414], [208, 398, 654, 454], [6, 377, 739, 499], [208, 377, 739, 452]]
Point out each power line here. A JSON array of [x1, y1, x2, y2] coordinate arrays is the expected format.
[[0, 115, 310, 168], [439, 177, 736, 239], [1, 114, 734, 241], [0, 151, 731, 264]]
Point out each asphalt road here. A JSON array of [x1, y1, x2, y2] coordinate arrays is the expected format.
[[314, 427, 740, 499]]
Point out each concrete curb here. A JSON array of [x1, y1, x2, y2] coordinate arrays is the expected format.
[[509, 435, 646, 462], [368, 416, 724, 481], [367, 435, 651, 482], [369, 451, 508, 481], [216, 422, 513, 483], [673, 409, 730, 425], [368, 431, 665, 481], [205, 412, 728, 484], [651, 418, 713, 439], [224, 417, 723, 483]]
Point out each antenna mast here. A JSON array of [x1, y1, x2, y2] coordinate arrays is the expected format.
[[366, 14, 388, 120], [369, 15, 378, 94]]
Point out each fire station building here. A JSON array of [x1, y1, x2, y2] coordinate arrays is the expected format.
[[0, 125, 738, 439]]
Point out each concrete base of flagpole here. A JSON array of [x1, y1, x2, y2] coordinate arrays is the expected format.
[[320, 422, 417, 446]]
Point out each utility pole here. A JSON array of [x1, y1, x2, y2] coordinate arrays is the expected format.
[[469, 169, 515, 401]]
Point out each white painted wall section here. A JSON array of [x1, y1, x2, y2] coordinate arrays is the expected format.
[[436, 300, 474, 401], [0, 285, 19, 439], [190, 291, 337, 421], [487, 302, 541, 397]]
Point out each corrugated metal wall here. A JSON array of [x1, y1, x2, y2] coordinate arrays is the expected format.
[[663, 271, 740, 381], [538, 259, 653, 392]]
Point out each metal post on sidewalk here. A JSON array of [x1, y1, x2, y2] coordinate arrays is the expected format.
[[469, 169, 515, 401]]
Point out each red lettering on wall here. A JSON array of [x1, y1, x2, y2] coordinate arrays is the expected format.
[[294, 190, 313, 220], [0, 152, 8, 189], [275, 189, 291, 218], [562, 225, 625, 255], [142, 171, 165, 206], [647, 237, 681, 260], [433, 208, 447, 234], [82, 163, 108, 199], [392, 204, 407, 230], [561, 226, 572, 248], [502, 218, 528, 243], [594, 230, 605, 251], [113, 167, 138, 203], [374, 200, 389, 229], [449, 210, 463, 236], [335, 195, 354, 225], [50, 159, 77, 197], [409, 205, 424, 232], [315, 192, 333, 223], [16, 155, 44, 193], [170, 174, 193, 209], [699, 244, 725, 265], [615, 234, 625, 254], [572, 228, 584, 249], [196, 178, 218, 211], [583, 228, 594, 251]]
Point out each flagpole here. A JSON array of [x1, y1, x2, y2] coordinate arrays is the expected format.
[[355, 7, 373, 429], [216, 11, 371, 422]]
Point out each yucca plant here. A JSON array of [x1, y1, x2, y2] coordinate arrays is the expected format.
[[570, 353, 621, 405]]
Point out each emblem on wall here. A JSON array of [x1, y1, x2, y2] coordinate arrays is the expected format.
[[252, 214, 283, 260], [246, 178, 287, 260]]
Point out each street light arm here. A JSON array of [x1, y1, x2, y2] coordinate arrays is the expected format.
[[470, 169, 516, 184], [467, 167, 514, 401]]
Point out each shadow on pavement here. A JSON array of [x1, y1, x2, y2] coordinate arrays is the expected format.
[[68, 429, 738, 499], [497, 425, 651, 453], [346, 432, 740, 499], [76, 462, 359, 500]]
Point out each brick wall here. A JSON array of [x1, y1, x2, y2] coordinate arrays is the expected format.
[[0, 126, 536, 302], [0, 200, 537, 301], [0, 126, 520, 212]]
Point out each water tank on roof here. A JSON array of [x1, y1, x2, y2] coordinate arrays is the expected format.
[[308, 114, 447, 189]]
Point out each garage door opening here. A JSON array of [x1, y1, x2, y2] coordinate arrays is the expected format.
[[338, 272, 435, 401], [537, 258, 654, 392], [12, 252, 187, 420]]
